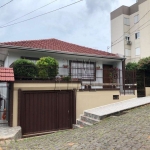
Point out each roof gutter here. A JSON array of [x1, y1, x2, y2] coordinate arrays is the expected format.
[[0, 44, 125, 61]]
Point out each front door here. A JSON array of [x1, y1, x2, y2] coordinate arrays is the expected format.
[[103, 65, 113, 88]]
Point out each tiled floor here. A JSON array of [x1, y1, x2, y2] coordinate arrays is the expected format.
[[85, 96, 150, 117]]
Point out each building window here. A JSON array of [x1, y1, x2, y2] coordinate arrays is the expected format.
[[125, 49, 131, 57], [125, 36, 130, 41], [124, 18, 130, 26], [21, 56, 39, 64], [70, 61, 96, 81], [136, 47, 140, 55], [135, 32, 140, 39], [134, 15, 139, 24]]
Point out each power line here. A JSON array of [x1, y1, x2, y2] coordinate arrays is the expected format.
[[0, 0, 13, 9], [0, 0, 83, 29], [1, 0, 57, 27], [111, 19, 150, 47], [112, 8, 150, 45]]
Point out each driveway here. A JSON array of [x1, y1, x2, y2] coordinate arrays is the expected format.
[[1, 104, 150, 150]]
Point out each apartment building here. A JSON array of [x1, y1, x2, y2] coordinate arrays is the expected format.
[[111, 0, 150, 63]]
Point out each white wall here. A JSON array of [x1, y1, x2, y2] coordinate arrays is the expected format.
[[4, 48, 123, 86]]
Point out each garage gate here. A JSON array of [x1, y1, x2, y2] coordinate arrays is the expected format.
[[18, 90, 76, 136]]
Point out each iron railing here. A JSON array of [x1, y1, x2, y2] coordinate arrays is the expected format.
[[11, 65, 137, 94]]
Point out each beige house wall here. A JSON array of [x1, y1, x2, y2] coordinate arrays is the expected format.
[[12, 83, 80, 127], [76, 90, 137, 119], [139, 0, 150, 58], [12, 83, 137, 127], [111, 14, 125, 55], [145, 87, 150, 96], [111, 0, 150, 62]]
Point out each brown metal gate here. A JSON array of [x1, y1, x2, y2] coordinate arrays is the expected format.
[[18, 90, 76, 135]]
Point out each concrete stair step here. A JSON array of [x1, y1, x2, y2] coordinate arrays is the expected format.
[[84, 111, 102, 120], [80, 115, 100, 124], [73, 124, 83, 129], [76, 119, 92, 127]]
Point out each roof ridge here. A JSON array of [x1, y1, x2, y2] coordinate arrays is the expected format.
[[0, 38, 57, 44], [0, 38, 118, 58]]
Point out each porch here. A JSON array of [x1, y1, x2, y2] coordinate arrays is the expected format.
[[12, 65, 137, 94]]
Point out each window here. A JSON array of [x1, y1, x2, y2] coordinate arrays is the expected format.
[[136, 47, 140, 55], [70, 61, 96, 81], [134, 15, 139, 24], [124, 18, 130, 25], [21, 56, 39, 63], [135, 32, 140, 39], [125, 49, 131, 57], [125, 36, 130, 41]]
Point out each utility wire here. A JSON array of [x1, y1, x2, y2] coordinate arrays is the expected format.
[[111, 19, 150, 47], [0, 0, 13, 8], [112, 9, 150, 45], [1, 0, 57, 26], [0, 0, 83, 29]]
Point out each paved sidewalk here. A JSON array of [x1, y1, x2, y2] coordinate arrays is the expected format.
[[1, 104, 150, 150], [85, 96, 150, 117]]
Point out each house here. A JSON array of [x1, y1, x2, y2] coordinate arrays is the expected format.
[[111, 0, 149, 63], [0, 38, 137, 136]]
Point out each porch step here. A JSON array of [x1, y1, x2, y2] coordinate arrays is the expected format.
[[80, 115, 100, 124], [84, 97, 150, 118], [73, 124, 83, 129], [76, 119, 92, 127], [73, 97, 150, 129]]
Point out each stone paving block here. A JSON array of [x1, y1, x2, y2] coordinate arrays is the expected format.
[[1, 104, 150, 149]]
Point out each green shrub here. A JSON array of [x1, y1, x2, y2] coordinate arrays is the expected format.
[[13, 59, 38, 79], [36, 56, 59, 79], [137, 56, 150, 70], [126, 62, 138, 71], [62, 76, 71, 82]]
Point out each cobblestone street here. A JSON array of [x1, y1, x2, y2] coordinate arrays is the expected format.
[[1, 104, 150, 150]]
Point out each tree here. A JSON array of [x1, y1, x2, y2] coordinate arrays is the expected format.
[[36, 56, 59, 79], [13, 59, 38, 79], [126, 62, 138, 71], [137, 56, 150, 70]]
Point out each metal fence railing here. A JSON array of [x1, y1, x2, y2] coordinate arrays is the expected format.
[[11, 65, 137, 95], [0, 83, 9, 126]]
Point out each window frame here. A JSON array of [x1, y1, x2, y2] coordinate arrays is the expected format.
[[69, 60, 96, 81], [135, 32, 140, 39], [135, 47, 140, 56], [125, 49, 131, 57], [134, 15, 139, 24], [124, 17, 130, 26], [125, 36, 130, 41]]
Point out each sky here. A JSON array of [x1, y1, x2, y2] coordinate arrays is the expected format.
[[0, 0, 135, 53]]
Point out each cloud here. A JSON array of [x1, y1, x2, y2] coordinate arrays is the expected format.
[[85, 0, 118, 13], [0, 0, 136, 52]]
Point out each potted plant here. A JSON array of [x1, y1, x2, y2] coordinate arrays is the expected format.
[[63, 65, 68, 68], [71, 78, 79, 81], [62, 76, 71, 82], [109, 67, 119, 84], [96, 66, 100, 70]]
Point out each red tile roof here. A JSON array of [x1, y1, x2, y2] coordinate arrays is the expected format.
[[0, 68, 14, 81], [0, 39, 118, 58]]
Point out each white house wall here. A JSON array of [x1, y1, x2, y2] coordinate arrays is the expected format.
[[3, 48, 123, 87]]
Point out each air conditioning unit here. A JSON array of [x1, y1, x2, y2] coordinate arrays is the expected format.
[[126, 41, 132, 45]]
